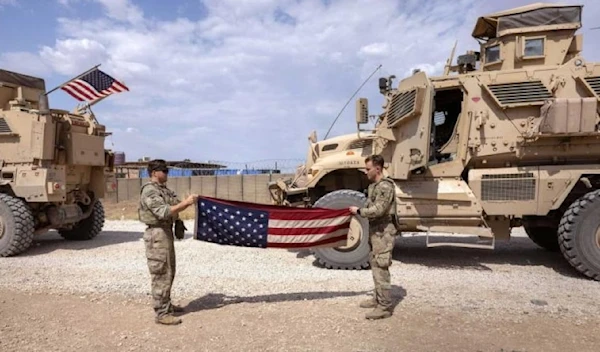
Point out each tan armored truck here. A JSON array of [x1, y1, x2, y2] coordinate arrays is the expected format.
[[270, 3, 600, 280], [0, 68, 117, 257]]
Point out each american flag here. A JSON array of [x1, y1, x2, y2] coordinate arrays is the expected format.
[[60, 68, 129, 102], [194, 197, 352, 249]]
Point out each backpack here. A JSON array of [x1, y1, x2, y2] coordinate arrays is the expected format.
[[379, 177, 404, 233]]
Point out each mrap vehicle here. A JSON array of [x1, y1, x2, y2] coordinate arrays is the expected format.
[[269, 3, 600, 280], [0, 68, 117, 257]]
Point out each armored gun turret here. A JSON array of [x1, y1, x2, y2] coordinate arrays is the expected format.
[[0, 68, 117, 257], [272, 3, 600, 280]]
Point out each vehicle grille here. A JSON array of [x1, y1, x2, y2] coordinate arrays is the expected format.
[[0, 117, 12, 134], [481, 173, 536, 201], [386, 89, 417, 127], [584, 76, 600, 97], [486, 80, 552, 107]]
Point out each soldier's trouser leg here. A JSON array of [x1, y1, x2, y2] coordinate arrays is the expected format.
[[368, 226, 395, 311], [143, 227, 175, 318]]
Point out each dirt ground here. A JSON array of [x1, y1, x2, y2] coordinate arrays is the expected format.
[[0, 287, 598, 352]]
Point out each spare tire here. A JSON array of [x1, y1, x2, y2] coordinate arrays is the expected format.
[[311, 190, 370, 270]]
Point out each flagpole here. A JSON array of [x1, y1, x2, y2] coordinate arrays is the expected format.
[[44, 63, 101, 96]]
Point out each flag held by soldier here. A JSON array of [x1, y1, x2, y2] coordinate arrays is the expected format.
[[194, 196, 352, 249]]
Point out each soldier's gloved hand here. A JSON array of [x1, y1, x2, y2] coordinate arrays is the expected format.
[[174, 219, 187, 240]]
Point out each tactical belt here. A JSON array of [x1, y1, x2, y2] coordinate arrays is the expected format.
[[370, 215, 394, 225], [145, 223, 173, 229]]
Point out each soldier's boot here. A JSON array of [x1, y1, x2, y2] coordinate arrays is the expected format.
[[155, 314, 182, 325], [359, 298, 378, 309], [365, 307, 392, 320]]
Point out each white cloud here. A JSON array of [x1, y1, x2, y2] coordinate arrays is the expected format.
[[359, 43, 391, 57], [40, 38, 108, 75], [5, 0, 600, 166]]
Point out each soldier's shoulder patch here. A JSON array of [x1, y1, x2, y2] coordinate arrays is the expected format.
[[378, 179, 395, 191]]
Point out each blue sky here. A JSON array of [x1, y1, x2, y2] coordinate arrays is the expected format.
[[1, 0, 599, 167]]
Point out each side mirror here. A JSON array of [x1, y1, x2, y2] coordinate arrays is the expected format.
[[308, 130, 317, 143], [356, 98, 369, 124], [379, 77, 388, 93]]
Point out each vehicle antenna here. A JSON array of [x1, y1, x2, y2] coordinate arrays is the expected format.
[[324, 64, 382, 139]]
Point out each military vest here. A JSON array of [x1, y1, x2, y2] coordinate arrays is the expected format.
[[368, 177, 401, 230], [138, 182, 179, 226]]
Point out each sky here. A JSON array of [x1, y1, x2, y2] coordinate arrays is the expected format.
[[1, 0, 599, 168]]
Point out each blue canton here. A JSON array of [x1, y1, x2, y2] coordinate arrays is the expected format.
[[80, 69, 116, 91], [196, 198, 269, 248]]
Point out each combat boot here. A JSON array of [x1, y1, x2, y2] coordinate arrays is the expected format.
[[155, 314, 182, 325], [359, 298, 377, 309], [365, 307, 392, 320]]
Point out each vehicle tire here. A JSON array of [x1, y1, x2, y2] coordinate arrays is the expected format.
[[311, 190, 370, 270], [0, 193, 35, 257], [557, 189, 600, 280], [523, 225, 559, 252], [59, 201, 105, 241]]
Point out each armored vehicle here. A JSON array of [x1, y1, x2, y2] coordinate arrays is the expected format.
[[0, 68, 117, 257], [269, 3, 600, 280]]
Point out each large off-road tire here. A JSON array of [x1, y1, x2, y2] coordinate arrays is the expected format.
[[58, 201, 105, 241], [0, 193, 35, 257], [311, 190, 370, 270], [557, 189, 600, 280], [523, 225, 559, 252]]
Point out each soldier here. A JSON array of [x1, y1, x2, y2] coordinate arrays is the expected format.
[[138, 159, 198, 325], [349, 154, 399, 320]]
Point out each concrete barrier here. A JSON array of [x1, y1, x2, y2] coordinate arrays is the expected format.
[[106, 173, 295, 204]]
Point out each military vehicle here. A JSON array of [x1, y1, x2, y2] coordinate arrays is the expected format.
[[269, 3, 600, 280], [0, 68, 117, 257]]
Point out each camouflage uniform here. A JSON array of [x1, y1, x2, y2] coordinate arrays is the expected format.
[[138, 181, 182, 321], [357, 177, 398, 318]]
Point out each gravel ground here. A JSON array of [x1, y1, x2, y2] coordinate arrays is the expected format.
[[1, 220, 598, 316], [1, 220, 599, 351]]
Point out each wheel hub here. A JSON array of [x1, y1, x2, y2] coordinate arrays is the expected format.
[[334, 216, 362, 252], [0, 216, 5, 240]]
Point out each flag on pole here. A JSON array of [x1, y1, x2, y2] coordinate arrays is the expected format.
[[194, 196, 352, 249], [60, 67, 129, 102]]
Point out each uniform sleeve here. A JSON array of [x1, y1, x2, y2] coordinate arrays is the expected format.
[[141, 187, 171, 220], [359, 181, 394, 219]]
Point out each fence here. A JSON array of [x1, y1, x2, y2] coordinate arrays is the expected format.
[[105, 173, 295, 204]]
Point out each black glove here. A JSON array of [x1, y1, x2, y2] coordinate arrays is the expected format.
[[174, 219, 187, 240]]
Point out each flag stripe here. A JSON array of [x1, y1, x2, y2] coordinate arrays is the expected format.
[[61, 85, 89, 101], [112, 81, 129, 91], [266, 234, 348, 248], [267, 216, 351, 229], [267, 222, 350, 236], [73, 80, 106, 99], [267, 228, 349, 243]]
